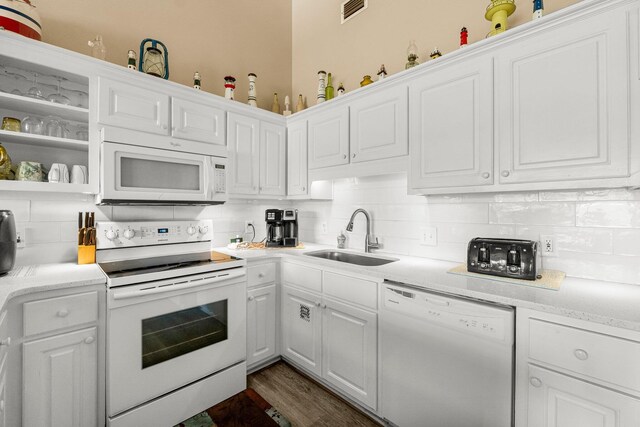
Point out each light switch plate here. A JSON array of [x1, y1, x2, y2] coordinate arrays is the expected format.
[[420, 227, 437, 246], [320, 222, 328, 235], [16, 224, 25, 248]]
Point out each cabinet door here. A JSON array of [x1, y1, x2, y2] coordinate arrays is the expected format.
[[23, 327, 98, 427], [350, 85, 408, 163], [98, 77, 170, 135], [409, 56, 494, 189], [527, 365, 640, 427], [281, 286, 322, 377], [308, 107, 349, 169], [227, 112, 260, 195], [287, 120, 308, 196], [171, 97, 226, 146], [497, 11, 629, 184], [322, 298, 377, 410], [247, 284, 277, 367], [259, 122, 286, 196]]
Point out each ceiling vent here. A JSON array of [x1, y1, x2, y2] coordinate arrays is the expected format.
[[341, 0, 368, 24]]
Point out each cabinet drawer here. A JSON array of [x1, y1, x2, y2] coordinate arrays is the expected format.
[[248, 263, 276, 287], [23, 291, 98, 337], [323, 271, 377, 309], [529, 318, 640, 393], [282, 262, 322, 293]]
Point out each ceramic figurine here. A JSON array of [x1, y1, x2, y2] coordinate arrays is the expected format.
[[430, 47, 442, 60], [295, 94, 305, 112], [377, 64, 387, 81], [325, 72, 334, 100], [127, 50, 137, 70], [533, 0, 544, 19], [247, 73, 257, 107], [460, 27, 468, 48], [224, 76, 236, 100], [485, 0, 516, 37], [337, 83, 345, 96], [360, 75, 373, 87], [193, 72, 201, 90], [272, 93, 281, 114], [406, 40, 419, 69], [317, 71, 327, 104], [283, 95, 292, 116]]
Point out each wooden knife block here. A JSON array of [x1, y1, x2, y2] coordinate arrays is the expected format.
[[78, 245, 96, 265]]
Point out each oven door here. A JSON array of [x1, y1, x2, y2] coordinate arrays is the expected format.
[[100, 142, 227, 204], [107, 268, 246, 416]]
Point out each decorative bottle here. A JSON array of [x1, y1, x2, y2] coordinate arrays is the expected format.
[[88, 35, 107, 60], [325, 72, 334, 100], [247, 73, 257, 107], [317, 71, 327, 104], [224, 76, 236, 100], [193, 72, 201, 90], [127, 50, 137, 70], [272, 93, 281, 114], [295, 94, 305, 112]]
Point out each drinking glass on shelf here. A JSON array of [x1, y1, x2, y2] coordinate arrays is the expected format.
[[60, 121, 71, 139], [44, 116, 63, 138], [76, 125, 88, 141], [75, 90, 89, 109], [46, 76, 71, 105], [0, 65, 27, 94], [21, 115, 44, 135], [25, 72, 46, 100]]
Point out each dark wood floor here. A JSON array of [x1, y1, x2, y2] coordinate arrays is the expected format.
[[248, 361, 381, 427]]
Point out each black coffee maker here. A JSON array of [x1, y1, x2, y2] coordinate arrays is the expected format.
[[265, 209, 298, 247], [0, 210, 17, 276]]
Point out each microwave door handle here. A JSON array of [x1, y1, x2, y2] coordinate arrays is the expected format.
[[205, 157, 214, 200], [112, 269, 245, 300]]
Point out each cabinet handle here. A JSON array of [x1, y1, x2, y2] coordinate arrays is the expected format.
[[352, 153, 356, 158], [258, 273, 265, 278], [84, 336, 95, 344], [57, 309, 69, 318], [322, 304, 327, 309], [482, 172, 490, 179], [574, 349, 589, 361], [0, 399, 4, 412], [248, 296, 255, 301], [161, 124, 168, 130], [343, 154, 347, 159], [501, 170, 510, 177], [315, 301, 321, 307], [170, 141, 182, 147], [0, 337, 10, 347], [529, 377, 542, 388], [302, 187, 306, 191], [260, 187, 263, 191]]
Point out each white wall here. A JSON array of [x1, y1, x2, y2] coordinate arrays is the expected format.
[[296, 174, 640, 285]]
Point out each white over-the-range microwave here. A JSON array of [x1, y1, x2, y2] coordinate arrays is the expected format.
[[96, 126, 228, 205]]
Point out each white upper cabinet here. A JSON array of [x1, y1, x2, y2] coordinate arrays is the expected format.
[[98, 77, 170, 135], [350, 85, 408, 163], [259, 122, 286, 196], [308, 107, 349, 169], [409, 56, 494, 189], [287, 120, 308, 196], [496, 9, 629, 184], [171, 97, 226, 146], [227, 112, 260, 195]]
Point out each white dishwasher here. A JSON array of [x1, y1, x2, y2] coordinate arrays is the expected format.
[[381, 281, 514, 427]]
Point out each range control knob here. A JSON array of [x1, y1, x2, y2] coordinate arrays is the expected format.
[[198, 225, 209, 235], [104, 228, 119, 241], [187, 226, 197, 236], [123, 228, 136, 239]]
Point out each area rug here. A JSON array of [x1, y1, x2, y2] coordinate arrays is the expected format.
[[176, 388, 292, 427]]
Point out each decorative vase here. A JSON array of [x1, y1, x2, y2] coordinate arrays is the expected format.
[[295, 94, 305, 112], [272, 93, 281, 114], [247, 73, 257, 107], [317, 71, 327, 104]]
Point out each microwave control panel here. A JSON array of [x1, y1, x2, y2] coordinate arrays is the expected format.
[[213, 163, 226, 193], [96, 220, 213, 249]]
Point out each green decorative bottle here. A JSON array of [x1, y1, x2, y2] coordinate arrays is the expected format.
[[325, 73, 334, 100]]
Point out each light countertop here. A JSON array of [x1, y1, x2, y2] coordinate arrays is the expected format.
[[218, 244, 640, 332], [0, 263, 106, 312]]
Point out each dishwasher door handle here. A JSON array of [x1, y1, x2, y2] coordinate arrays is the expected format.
[[425, 297, 450, 307]]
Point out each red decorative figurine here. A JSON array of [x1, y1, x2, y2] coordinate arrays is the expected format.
[[460, 27, 468, 48]]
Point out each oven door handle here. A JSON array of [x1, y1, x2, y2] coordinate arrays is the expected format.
[[111, 270, 245, 300]]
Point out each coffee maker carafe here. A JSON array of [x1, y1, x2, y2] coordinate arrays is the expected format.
[[265, 209, 298, 247]]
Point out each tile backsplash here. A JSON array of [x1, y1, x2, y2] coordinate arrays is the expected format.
[[4, 172, 640, 285]]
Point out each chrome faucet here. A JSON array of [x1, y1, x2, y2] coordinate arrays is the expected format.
[[346, 208, 379, 253]]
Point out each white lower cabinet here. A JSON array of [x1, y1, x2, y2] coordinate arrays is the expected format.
[[23, 327, 98, 427], [281, 262, 379, 411], [247, 284, 277, 367], [526, 364, 640, 427]]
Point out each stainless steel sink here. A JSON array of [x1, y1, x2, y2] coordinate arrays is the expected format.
[[304, 250, 398, 266]]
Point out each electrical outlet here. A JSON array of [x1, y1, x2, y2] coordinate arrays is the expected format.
[[16, 224, 25, 248], [540, 234, 557, 257], [420, 226, 437, 246], [244, 221, 254, 234], [321, 222, 328, 235]]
